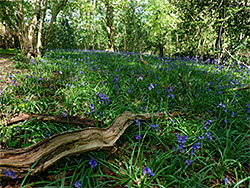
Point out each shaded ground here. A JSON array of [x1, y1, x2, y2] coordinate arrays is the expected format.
[[0, 54, 15, 90]]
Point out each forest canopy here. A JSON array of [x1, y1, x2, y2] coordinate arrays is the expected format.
[[0, 0, 249, 65]]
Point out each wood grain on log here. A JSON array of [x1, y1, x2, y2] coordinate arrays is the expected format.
[[0, 111, 182, 179]]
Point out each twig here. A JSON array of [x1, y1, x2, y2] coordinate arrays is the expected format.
[[178, 73, 184, 83], [187, 71, 192, 91], [227, 51, 250, 69], [231, 85, 250, 91]]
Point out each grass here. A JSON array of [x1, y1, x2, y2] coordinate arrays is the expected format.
[[0, 48, 250, 187]]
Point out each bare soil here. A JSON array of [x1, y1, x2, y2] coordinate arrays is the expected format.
[[0, 54, 15, 90]]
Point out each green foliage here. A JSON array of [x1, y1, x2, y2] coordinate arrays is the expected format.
[[1, 49, 249, 187]]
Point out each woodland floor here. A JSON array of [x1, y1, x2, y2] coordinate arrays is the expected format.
[[0, 54, 15, 90]]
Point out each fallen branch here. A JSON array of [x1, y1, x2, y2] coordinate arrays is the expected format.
[[231, 85, 250, 91], [1, 113, 100, 127], [0, 111, 183, 179]]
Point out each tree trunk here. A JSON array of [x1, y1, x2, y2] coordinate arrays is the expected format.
[[104, 0, 115, 52], [24, 0, 41, 58], [159, 40, 164, 57], [37, 0, 47, 57], [44, 0, 68, 49]]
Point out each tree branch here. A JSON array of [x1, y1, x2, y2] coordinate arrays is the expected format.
[[0, 111, 183, 179]]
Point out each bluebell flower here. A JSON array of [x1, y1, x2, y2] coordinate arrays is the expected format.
[[148, 83, 154, 90], [114, 75, 119, 84], [4, 169, 16, 179], [186, 160, 193, 165], [205, 120, 212, 125], [63, 111, 67, 117], [151, 123, 158, 130], [177, 134, 187, 144], [74, 180, 82, 188], [143, 167, 155, 176], [179, 144, 184, 152], [10, 170, 16, 179], [174, 147, 177, 152], [232, 111, 234, 117], [223, 177, 229, 185], [89, 159, 98, 170], [5, 170, 10, 177], [129, 86, 134, 93], [136, 119, 140, 126], [136, 134, 141, 140], [206, 132, 212, 141], [9, 74, 13, 79]]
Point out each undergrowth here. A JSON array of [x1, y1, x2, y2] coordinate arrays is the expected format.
[[0, 49, 249, 187]]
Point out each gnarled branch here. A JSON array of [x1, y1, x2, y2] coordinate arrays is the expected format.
[[0, 111, 182, 179]]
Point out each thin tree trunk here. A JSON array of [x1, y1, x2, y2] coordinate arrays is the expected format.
[[25, 0, 41, 58], [104, 0, 115, 52], [37, 0, 47, 56], [44, 0, 68, 48]]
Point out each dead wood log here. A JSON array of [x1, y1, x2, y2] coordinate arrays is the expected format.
[[0, 111, 183, 179], [231, 85, 250, 91], [1, 113, 100, 127]]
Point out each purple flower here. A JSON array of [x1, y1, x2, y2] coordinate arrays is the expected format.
[[148, 83, 154, 90], [137, 76, 143, 81], [136, 134, 141, 140], [136, 119, 141, 126], [223, 177, 229, 185], [217, 102, 226, 108], [179, 144, 184, 152], [74, 180, 82, 188], [4, 169, 16, 179], [205, 120, 212, 125], [114, 75, 119, 84], [9, 74, 13, 79], [4, 170, 10, 177], [143, 167, 155, 176], [186, 160, 193, 166], [174, 147, 177, 152], [232, 111, 234, 117], [129, 86, 134, 93], [63, 111, 67, 117], [206, 132, 212, 141], [192, 142, 201, 152], [177, 134, 187, 144], [89, 158, 98, 170], [151, 123, 158, 130]]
